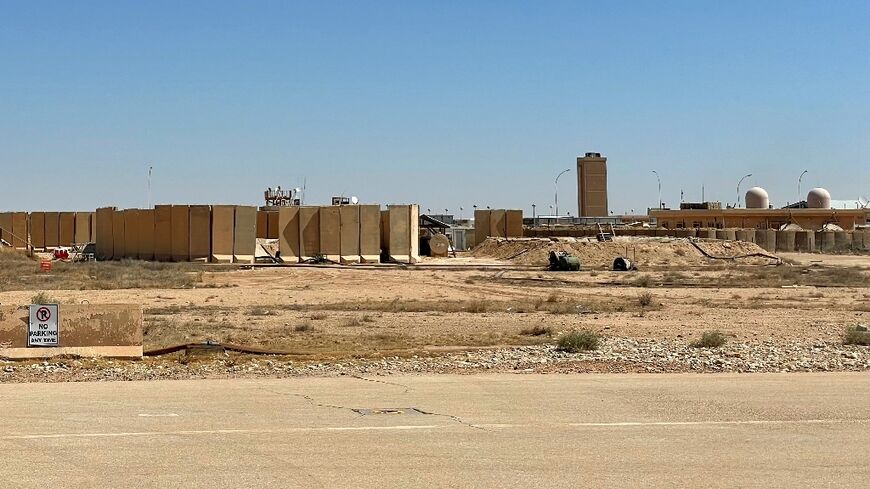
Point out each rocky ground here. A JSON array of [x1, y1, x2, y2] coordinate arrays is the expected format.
[[3, 337, 868, 383]]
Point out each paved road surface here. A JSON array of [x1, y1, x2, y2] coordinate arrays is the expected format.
[[2, 373, 868, 488]]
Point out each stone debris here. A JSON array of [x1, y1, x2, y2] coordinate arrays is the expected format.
[[1, 338, 868, 383]]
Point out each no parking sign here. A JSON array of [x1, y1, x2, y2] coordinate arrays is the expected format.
[[28, 304, 59, 347]]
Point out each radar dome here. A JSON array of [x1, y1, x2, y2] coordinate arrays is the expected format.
[[807, 188, 831, 209], [745, 187, 770, 209]]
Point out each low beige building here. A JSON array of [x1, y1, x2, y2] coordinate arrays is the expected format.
[[649, 208, 869, 231]]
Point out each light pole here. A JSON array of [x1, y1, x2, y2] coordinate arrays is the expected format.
[[798, 170, 808, 204], [147, 165, 153, 208], [737, 173, 752, 208], [651, 170, 662, 210], [554, 168, 571, 216]]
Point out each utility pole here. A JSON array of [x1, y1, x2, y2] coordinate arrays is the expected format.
[[651, 170, 662, 210], [554, 168, 571, 216]]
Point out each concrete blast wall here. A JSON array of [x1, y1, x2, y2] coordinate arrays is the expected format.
[[319, 206, 341, 261], [267, 212, 279, 239], [59, 212, 75, 246], [111, 209, 125, 259], [776, 231, 796, 252], [388, 204, 420, 264], [170, 205, 190, 262], [137, 209, 155, 261], [211, 205, 235, 263], [795, 231, 815, 252], [0, 213, 12, 247], [339, 205, 360, 264], [189, 205, 211, 262], [30, 212, 45, 250], [505, 210, 523, 238], [123, 209, 139, 260], [474, 210, 491, 248], [256, 211, 268, 239], [45, 212, 60, 249], [489, 210, 506, 238], [299, 207, 320, 259], [359, 205, 381, 263], [11, 213, 26, 249], [95, 207, 114, 260], [75, 212, 93, 244], [233, 206, 257, 264], [154, 205, 173, 262], [278, 207, 300, 261]]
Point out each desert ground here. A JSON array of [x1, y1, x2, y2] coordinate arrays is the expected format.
[[1, 237, 868, 381]]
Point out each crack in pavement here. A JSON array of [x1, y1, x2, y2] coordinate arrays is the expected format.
[[347, 374, 411, 393]]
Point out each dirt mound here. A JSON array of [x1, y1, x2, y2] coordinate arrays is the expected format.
[[471, 237, 776, 268]]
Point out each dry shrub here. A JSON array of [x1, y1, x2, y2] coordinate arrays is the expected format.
[[520, 325, 552, 336], [294, 322, 314, 332], [690, 330, 727, 348], [843, 326, 870, 346], [556, 330, 600, 352]]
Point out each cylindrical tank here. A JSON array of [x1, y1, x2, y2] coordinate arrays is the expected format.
[[807, 188, 831, 209], [745, 187, 770, 209]]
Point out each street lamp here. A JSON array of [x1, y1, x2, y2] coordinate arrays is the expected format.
[[651, 170, 662, 210], [798, 170, 808, 204], [554, 168, 571, 216], [737, 173, 752, 208]]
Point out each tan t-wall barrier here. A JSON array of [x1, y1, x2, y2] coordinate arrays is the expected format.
[[299, 206, 320, 260], [0, 304, 143, 359], [474, 209, 523, 247], [30, 212, 45, 250], [95, 207, 114, 260], [278, 206, 300, 262], [154, 205, 172, 262], [278, 205, 384, 264], [111, 209, 126, 259], [233, 206, 256, 263], [45, 212, 60, 249], [319, 206, 341, 262], [359, 205, 381, 263], [211, 205, 235, 263], [138, 209, 155, 261], [339, 205, 360, 264], [170, 205, 190, 262], [189, 205, 211, 262]]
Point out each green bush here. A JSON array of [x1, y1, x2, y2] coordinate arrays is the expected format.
[[690, 330, 727, 348], [843, 326, 870, 346], [556, 330, 600, 352]]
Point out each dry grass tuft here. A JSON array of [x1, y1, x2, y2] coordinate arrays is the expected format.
[[556, 330, 600, 352], [690, 330, 727, 348], [843, 326, 870, 346], [519, 324, 552, 336]]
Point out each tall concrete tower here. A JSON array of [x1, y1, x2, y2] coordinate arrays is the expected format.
[[577, 152, 608, 217]]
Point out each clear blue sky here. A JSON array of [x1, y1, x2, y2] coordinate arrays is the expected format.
[[1, 0, 868, 215]]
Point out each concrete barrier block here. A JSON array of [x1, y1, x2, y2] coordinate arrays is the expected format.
[[410, 204, 420, 263], [59, 212, 75, 247], [278, 206, 300, 262], [154, 205, 173, 262], [267, 211, 279, 239], [506, 210, 523, 238], [189, 205, 211, 263], [95, 207, 114, 260], [815, 231, 835, 252], [111, 209, 126, 259], [170, 205, 190, 262], [0, 213, 12, 246], [299, 207, 320, 260], [735, 229, 756, 243], [256, 210, 268, 239], [854, 230, 869, 251], [138, 209, 155, 261], [233, 206, 257, 264], [489, 210, 506, 238], [776, 230, 796, 252], [834, 231, 852, 251], [45, 212, 60, 249], [359, 205, 381, 263], [30, 212, 46, 250], [755, 229, 776, 253], [794, 230, 815, 252], [0, 304, 143, 359], [123, 209, 139, 260], [474, 210, 491, 244], [211, 205, 235, 263], [74, 212, 93, 244], [388, 205, 412, 263], [339, 205, 360, 264], [319, 206, 341, 262]]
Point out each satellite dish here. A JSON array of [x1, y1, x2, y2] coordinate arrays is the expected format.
[[350, 196, 359, 204]]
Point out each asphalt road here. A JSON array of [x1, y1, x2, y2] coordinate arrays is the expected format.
[[2, 373, 868, 488]]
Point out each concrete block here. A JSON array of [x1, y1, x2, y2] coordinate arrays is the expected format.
[[776, 230, 796, 252], [834, 231, 852, 251], [189, 205, 211, 263], [11, 212, 27, 249], [299, 207, 321, 259], [489, 209, 506, 238], [339, 205, 360, 264], [170, 205, 190, 262], [267, 211, 279, 239], [111, 209, 125, 259], [233, 206, 257, 264], [388, 205, 412, 263], [474, 210, 491, 245], [45, 212, 60, 249], [319, 206, 341, 262], [815, 231, 835, 253], [30, 212, 46, 250], [154, 205, 173, 262], [0, 304, 143, 359], [794, 230, 815, 253], [75, 212, 93, 244], [755, 229, 776, 253], [59, 212, 75, 246], [854, 230, 869, 251], [123, 209, 139, 260], [735, 229, 756, 243], [278, 206, 300, 262], [410, 204, 420, 263], [211, 205, 235, 263], [701, 229, 717, 239], [359, 205, 381, 263], [0, 213, 12, 246], [256, 210, 268, 239], [95, 207, 114, 260], [137, 209, 155, 261], [506, 210, 523, 238], [380, 210, 390, 253]]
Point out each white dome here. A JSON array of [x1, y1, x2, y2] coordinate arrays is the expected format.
[[807, 188, 831, 209], [745, 187, 770, 209]]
